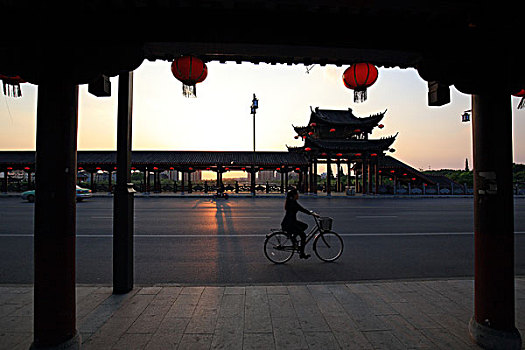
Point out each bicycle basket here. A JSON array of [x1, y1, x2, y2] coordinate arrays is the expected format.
[[319, 217, 333, 230]]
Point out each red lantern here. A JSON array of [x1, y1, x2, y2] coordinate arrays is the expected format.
[[370, 153, 377, 157], [329, 128, 336, 132], [0, 74, 25, 98], [378, 124, 384, 129], [321, 152, 327, 156], [355, 153, 362, 157], [305, 147, 312, 151], [354, 128, 361, 133], [308, 131, 314, 135], [294, 135, 299, 139], [513, 89, 525, 109], [310, 122, 317, 127], [342, 63, 378, 103], [189, 167, 193, 171], [171, 56, 208, 97], [78, 167, 83, 170], [411, 177, 416, 181], [153, 167, 158, 170]]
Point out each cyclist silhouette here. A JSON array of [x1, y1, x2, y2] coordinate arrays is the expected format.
[[281, 188, 317, 259]]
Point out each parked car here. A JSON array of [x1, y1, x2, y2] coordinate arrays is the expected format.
[[21, 186, 92, 203]]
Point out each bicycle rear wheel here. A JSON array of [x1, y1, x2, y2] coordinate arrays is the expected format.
[[264, 231, 295, 264], [313, 231, 344, 262]]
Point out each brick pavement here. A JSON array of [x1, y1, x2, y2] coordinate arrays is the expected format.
[[1, 278, 524, 349]]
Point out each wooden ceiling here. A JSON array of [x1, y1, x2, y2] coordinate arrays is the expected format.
[[0, 0, 523, 93]]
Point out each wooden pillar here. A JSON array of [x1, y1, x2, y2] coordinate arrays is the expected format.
[[368, 157, 373, 194], [313, 159, 318, 194], [181, 171, 185, 194], [284, 169, 289, 192], [468, 91, 522, 349], [143, 170, 147, 192], [374, 158, 379, 194], [303, 167, 308, 194], [108, 170, 112, 193], [362, 159, 368, 194], [347, 161, 352, 191], [146, 169, 151, 193], [326, 157, 332, 196], [336, 160, 341, 192], [280, 171, 284, 193], [2, 167, 7, 193], [32, 81, 80, 348], [308, 161, 313, 193], [297, 169, 303, 193], [113, 71, 135, 295], [27, 170, 33, 190], [90, 171, 95, 192], [251, 168, 256, 196], [188, 173, 192, 194]]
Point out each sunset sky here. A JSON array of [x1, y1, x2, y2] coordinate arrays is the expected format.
[[1, 60, 524, 178]]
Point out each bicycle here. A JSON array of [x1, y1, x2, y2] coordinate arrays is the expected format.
[[264, 215, 344, 264]]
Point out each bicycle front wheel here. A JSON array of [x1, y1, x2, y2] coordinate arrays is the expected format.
[[264, 232, 295, 264], [313, 231, 344, 262]]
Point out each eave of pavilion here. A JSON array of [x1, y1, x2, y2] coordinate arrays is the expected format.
[[309, 108, 386, 128]]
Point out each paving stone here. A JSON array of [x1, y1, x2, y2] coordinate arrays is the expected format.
[[111, 333, 152, 350], [155, 316, 190, 335], [127, 312, 165, 334], [271, 316, 309, 350], [0, 332, 32, 350], [0, 279, 522, 350], [244, 290, 272, 334], [389, 301, 440, 330], [224, 286, 245, 295], [185, 308, 219, 334], [178, 333, 213, 350], [165, 293, 200, 318], [421, 328, 480, 350], [137, 287, 162, 295], [268, 294, 296, 318], [211, 316, 244, 350], [180, 286, 205, 295], [266, 285, 289, 295], [144, 334, 180, 349], [378, 314, 435, 348], [218, 294, 244, 319], [364, 330, 406, 350], [304, 331, 340, 350], [243, 332, 275, 350]]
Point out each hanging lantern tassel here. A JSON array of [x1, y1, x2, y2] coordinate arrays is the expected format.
[[513, 89, 525, 109], [0, 75, 25, 98], [342, 63, 378, 104], [354, 87, 367, 103], [171, 56, 208, 98], [182, 83, 197, 98]]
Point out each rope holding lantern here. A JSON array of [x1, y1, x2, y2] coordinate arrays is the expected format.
[[342, 63, 378, 103], [171, 56, 208, 98], [0, 74, 25, 98]]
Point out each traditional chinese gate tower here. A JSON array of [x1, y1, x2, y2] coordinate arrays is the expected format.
[[288, 107, 397, 195]]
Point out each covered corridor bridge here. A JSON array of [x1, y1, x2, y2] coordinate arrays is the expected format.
[[0, 150, 309, 193], [0, 0, 523, 349]]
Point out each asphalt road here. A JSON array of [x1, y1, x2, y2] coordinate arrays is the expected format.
[[1, 196, 524, 284]]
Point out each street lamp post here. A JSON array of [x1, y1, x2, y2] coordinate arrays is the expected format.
[[250, 94, 259, 196]]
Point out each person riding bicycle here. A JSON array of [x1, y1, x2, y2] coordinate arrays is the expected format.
[[281, 188, 318, 259]]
